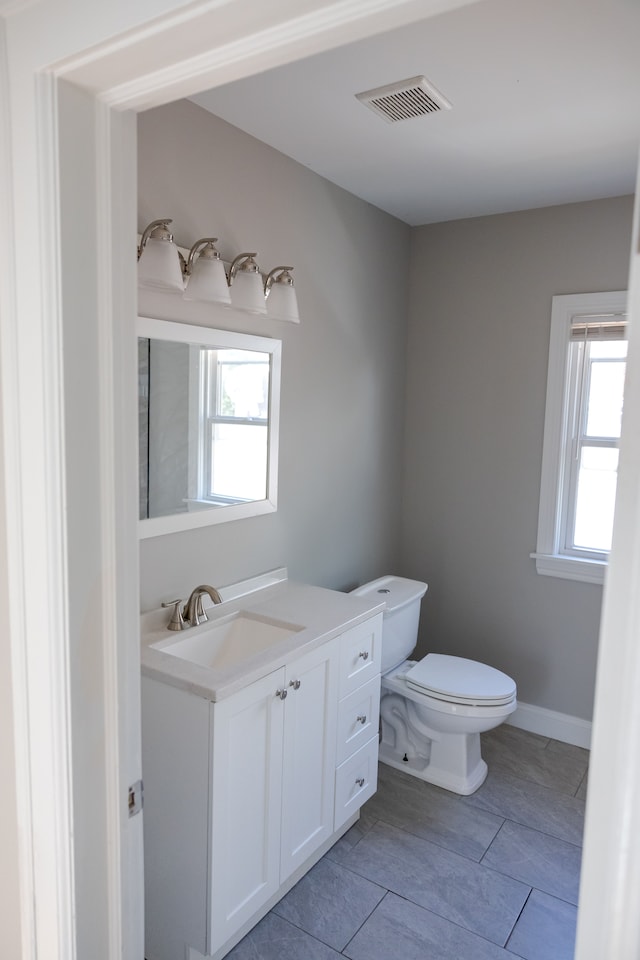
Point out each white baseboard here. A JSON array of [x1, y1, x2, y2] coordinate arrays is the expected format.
[[507, 701, 591, 750]]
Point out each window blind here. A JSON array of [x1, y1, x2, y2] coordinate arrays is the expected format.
[[570, 312, 627, 341]]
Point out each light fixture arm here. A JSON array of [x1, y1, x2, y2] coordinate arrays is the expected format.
[[138, 218, 174, 259], [264, 265, 295, 297], [184, 238, 223, 278], [228, 252, 260, 285]]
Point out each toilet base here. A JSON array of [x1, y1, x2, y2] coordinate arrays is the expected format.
[[378, 661, 515, 795], [378, 739, 488, 795]]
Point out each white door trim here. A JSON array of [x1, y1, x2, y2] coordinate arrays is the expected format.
[[95, 98, 143, 960], [1, 0, 639, 958], [574, 160, 640, 960], [59, 0, 479, 110], [2, 66, 77, 959]]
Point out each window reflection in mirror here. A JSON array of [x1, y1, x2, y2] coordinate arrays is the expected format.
[[202, 348, 269, 504], [138, 317, 281, 539]]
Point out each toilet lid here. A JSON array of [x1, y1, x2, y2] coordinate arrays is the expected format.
[[405, 654, 516, 706]]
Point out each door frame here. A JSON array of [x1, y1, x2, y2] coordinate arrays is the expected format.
[[1, 0, 639, 957]]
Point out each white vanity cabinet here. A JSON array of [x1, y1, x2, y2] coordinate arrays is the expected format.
[[209, 639, 338, 952], [142, 609, 382, 960]]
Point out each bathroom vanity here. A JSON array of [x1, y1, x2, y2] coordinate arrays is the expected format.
[[141, 571, 383, 960]]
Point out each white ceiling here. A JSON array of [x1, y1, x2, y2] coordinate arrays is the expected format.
[[191, 0, 640, 227]]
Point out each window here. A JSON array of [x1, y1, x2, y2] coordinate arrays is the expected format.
[[533, 291, 627, 584], [197, 347, 271, 505]]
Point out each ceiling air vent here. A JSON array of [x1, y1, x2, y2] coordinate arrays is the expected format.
[[355, 75, 451, 123]]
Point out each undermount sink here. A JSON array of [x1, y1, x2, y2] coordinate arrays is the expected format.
[[151, 610, 304, 671]]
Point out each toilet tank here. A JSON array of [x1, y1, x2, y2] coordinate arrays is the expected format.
[[351, 576, 428, 673]]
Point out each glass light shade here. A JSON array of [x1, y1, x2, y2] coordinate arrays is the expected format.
[[266, 279, 300, 323], [184, 254, 231, 305], [229, 257, 267, 315], [138, 237, 184, 292], [265, 267, 300, 323]]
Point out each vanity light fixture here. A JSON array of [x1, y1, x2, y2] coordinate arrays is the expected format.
[[264, 266, 300, 323], [137, 219, 300, 321], [228, 252, 268, 315], [137, 218, 184, 293], [183, 238, 231, 305]]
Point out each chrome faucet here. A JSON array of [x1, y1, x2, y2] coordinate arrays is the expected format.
[[162, 584, 223, 630], [184, 584, 223, 627]]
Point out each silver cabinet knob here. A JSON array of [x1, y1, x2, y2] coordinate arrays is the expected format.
[[358, 650, 370, 661], [275, 688, 288, 700], [355, 777, 365, 788], [289, 679, 301, 690], [356, 715, 367, 725]]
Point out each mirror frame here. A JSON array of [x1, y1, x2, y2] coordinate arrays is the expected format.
[[137, 315, 281, 539]]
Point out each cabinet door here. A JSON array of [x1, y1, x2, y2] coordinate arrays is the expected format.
[[280, 640, 338, 881], [209, 667, 286, 953]]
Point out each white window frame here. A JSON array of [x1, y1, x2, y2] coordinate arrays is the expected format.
[[197, 346, 270, 506], [532, 290, 627, 585]]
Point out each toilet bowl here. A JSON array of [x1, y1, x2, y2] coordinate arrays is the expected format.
[[351, 576, 517, 795]]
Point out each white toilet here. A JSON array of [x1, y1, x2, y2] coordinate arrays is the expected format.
[[351, 575, 517, 795]]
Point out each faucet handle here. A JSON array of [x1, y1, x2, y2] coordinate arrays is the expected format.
[[161, 599, 185, 631]]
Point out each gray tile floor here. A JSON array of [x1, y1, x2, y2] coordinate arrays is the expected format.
[[228, 725, 588, 960]]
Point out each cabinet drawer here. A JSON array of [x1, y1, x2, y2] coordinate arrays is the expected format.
[[338, 614, 382, 698], [334, 736, 378, 830], [336, 677, 380, 766]]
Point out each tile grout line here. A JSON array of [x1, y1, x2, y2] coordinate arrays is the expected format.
[[352, 814, 504, 864], [574, 768, 589, 798], [340, 889, 391, 957], [486, 814, 584, 852], [478, 765, 588, 798], [503, 886, 534, 954], [371, 890, 534, 953], [476, 812, 584, 851], [478, 816, 509, 865], [477, 856, 581, 909]]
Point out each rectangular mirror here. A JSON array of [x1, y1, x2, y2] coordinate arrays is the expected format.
[[138, 316, 281, 539]]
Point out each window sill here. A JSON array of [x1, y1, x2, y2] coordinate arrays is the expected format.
[[530, 552, 606, 585]]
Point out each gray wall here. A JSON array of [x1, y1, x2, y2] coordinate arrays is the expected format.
[[137, 100, 410, 610], [402, 196, 634, 721], [138, 101, 634, 722]]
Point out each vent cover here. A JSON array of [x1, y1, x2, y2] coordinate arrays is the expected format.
[[356, 75, 451, 123]]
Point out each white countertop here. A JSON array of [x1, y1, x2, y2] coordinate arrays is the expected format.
[[141, 574, 385, 702]]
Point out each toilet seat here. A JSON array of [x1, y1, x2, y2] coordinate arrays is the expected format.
[[405, 654, 516, 707]]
